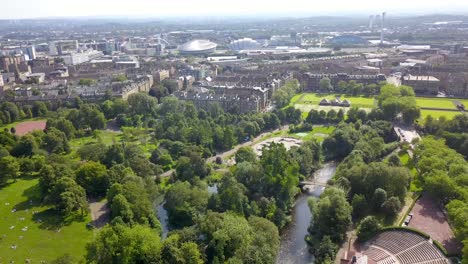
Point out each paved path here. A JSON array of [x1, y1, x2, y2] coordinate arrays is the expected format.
[[89, 198, 110, 228], [158, 126, 289, 178]]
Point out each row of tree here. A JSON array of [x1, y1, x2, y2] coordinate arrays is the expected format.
[[413, 137, 468, 260], [318, 78, 383, 96]]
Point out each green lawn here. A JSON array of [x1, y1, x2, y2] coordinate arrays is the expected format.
[[420, 110, 466, 121], [291, 93, 375, 114], [398, 151, 422, 192], [310, 126, 336, 135], [0, 178, 93, 262], [289, 94, 305, 105], [293, 126, 336, 142], [415, 97, 468, 109], [69, 129, 157, 158], [69, 130, 123, 150], [296, 93, 375, 108]]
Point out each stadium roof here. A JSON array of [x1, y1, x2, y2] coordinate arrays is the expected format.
[[179, 39, 217, 53]]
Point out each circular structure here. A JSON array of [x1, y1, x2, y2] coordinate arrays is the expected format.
[[228, 38, 261, 51], [356, 230, 449, 264], [178, 39, 217, 55]]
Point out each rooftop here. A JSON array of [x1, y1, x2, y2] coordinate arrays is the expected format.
[[403, 75, 439, 81]]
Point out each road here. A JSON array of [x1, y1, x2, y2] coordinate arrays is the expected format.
[[158, 125, 290, 178]]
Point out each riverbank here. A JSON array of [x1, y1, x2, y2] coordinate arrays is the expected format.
[[276, 162, 337, 264]]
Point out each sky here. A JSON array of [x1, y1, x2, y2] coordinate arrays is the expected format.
[[1, 0, 468, 19]]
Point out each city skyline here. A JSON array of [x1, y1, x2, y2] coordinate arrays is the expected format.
[[2, 0, 468, 20]]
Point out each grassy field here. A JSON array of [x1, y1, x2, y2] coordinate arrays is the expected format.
[[296, 93, 376, 108], [415, 97, 468, 109], [420, 110, 466, 121], [293, 126, 336, 142], [0, 178, 93, 262], [291, 93, 375, 115], [292, 93, 467, 121], [69, 129, 157, 158]]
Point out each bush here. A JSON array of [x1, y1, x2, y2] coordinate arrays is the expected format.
[[357, 216, 381, 242]]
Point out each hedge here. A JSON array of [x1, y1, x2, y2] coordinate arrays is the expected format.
[[431, 239, 449, 256]]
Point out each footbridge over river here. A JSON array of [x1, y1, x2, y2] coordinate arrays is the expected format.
[[298, 181, 327, 188]]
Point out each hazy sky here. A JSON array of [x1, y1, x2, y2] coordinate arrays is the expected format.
[[2, 0, 468, 19]]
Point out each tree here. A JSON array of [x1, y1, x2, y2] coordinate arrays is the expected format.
[[199, 212, 279, 263], [351, 194, 368, 218], [32, 101, 48, 117], [308, 187, 352, 244], [424, 172, 459, 203], [315, 236, 338, 263], [319, 77, 333, 91], [11, 135, 37, 157], [399, 85, 415, 97], [127, 93, 158, 116], [78, 78, 95, 86], [107, 177, 161, 228], [357, 216, 381, 241], [42, 127, 70, 154], [175, 153, 209, 182], [0, 156, 20, 184], [387, 154, 402, 166], [164, 181, 210, 228], [337, 81, 347, 92], [260, 142, 300, 216], [86, 223, 163, 263], [75, 161, 109, 196], [381, 196, 401, 218], [50, 177, 88, 216], [110, 194, 134, 223], [1, 102, 20, 122], [373, 188, 387, 211], [211, 175, 249, 215], [161, 234, 204, 264], [235, 146, 257, 164], [112, 75, 128, 82], [46, 118, 76, 140], [77, 143, 106, 162]]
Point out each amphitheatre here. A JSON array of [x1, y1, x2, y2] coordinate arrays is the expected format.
[[344, 230, 449, 264]]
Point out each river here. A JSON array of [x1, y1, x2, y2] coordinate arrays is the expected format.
[[155, 163, 337, 263], [276, 162, 337, 264]]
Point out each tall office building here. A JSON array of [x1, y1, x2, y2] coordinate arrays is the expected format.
[[49, 42, 58, 56], [25, 46, 36, 60]]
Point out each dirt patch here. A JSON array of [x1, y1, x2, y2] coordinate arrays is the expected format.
[[14, 120, 46, 136], [408, 195, 462, 254], [89, 198, 110, 228]]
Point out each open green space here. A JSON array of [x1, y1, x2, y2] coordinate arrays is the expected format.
[[398, 151, 421, 192], [293, 126, 336, 142], [295, 93, 376, 108], [69, 130, 123, 151], [0, 178, 93, 263], [68, 128, 157, 158], [420, 110, 466, 121], [415, 97, 468, 109]]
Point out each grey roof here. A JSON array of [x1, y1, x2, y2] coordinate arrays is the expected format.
[[229, 38, 261, 51]]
